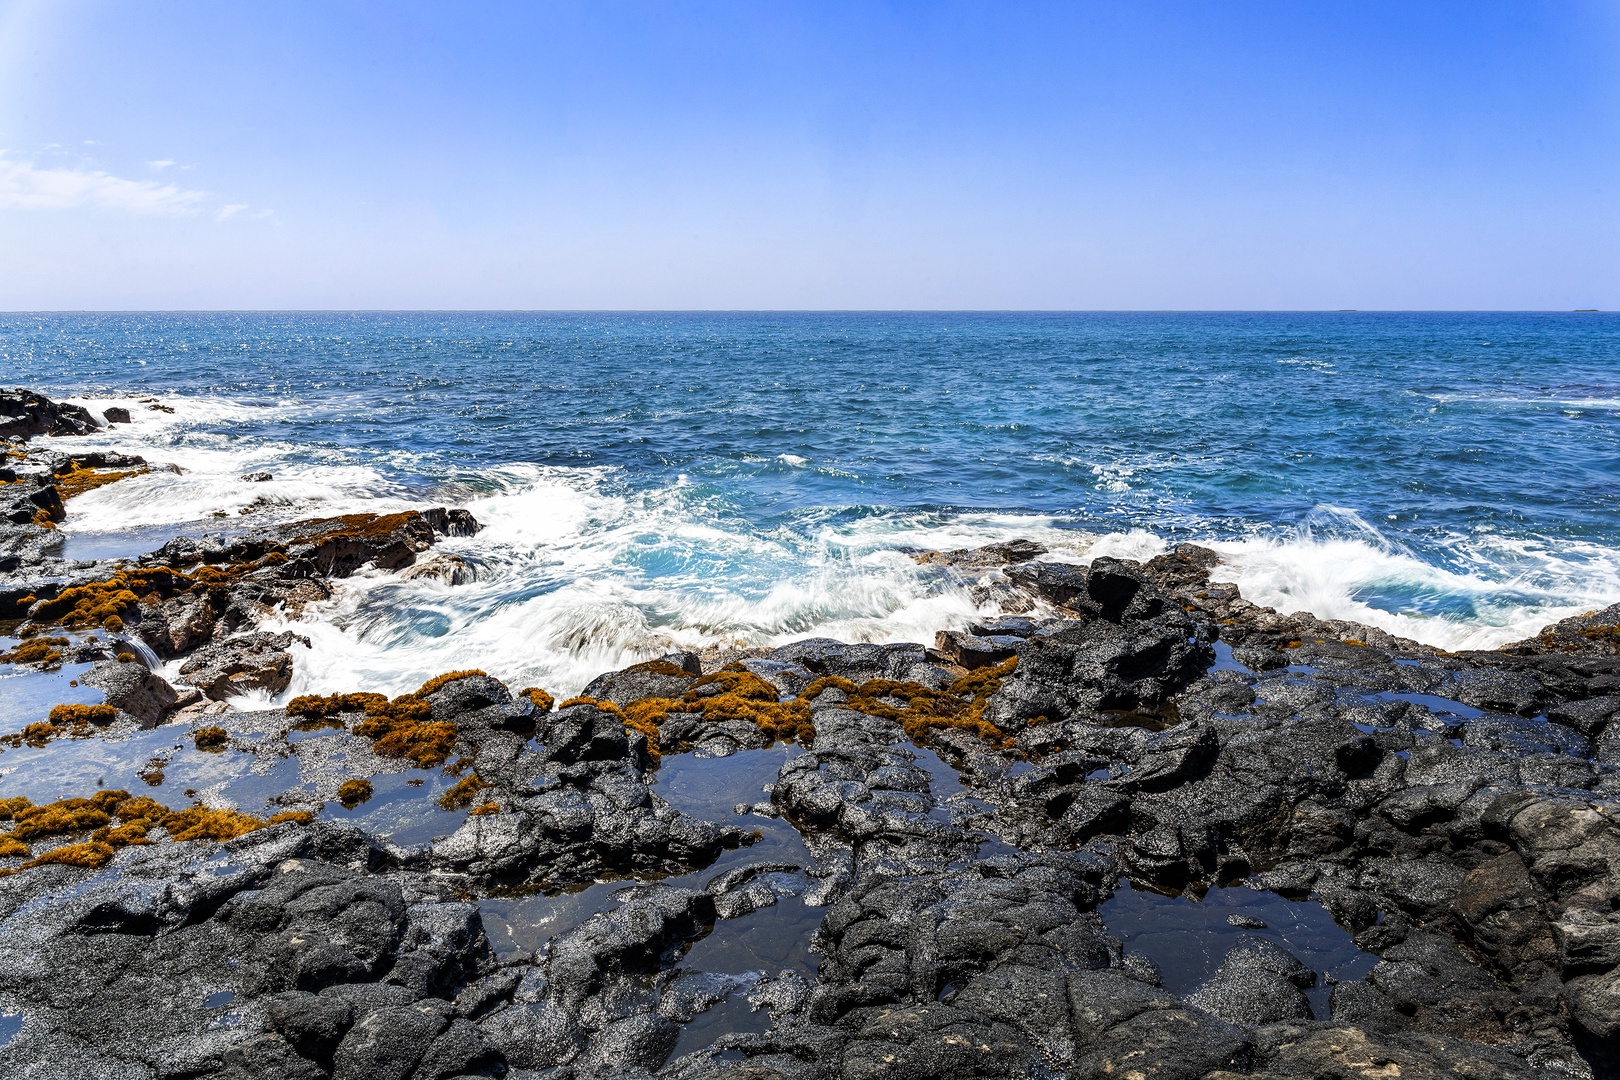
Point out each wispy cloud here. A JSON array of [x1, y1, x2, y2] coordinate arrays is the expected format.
[[215, 203, 247, 222], [147, 158, 177, 170], [0, 152, 208, 214]]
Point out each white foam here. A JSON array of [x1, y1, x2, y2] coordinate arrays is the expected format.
[[50, 394, 420, 530], [263, 470, 1009, 699], [1206, 506, 1620, 651], [44, 396, 1620, 695]]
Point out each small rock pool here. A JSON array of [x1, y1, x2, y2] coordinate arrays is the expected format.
[[1099, 879, 1380, 1018]]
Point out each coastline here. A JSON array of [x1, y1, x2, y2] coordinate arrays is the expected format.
[[3, 385, 1620, 1077]]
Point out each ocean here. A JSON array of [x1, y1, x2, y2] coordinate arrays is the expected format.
[[5, 310, 1617, 697]]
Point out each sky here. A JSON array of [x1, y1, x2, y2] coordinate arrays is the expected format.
[[0, 0, 1616, 310]]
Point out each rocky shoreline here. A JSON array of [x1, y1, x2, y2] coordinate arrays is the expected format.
[[3, 386, 1620, 1078]]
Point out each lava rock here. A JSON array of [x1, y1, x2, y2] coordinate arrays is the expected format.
[[178, 630, 309, 700], [82, 657, 179, 725]]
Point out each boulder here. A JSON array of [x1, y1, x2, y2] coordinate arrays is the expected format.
[[82, 658, 178, 725], [178, 630, 308, 700]]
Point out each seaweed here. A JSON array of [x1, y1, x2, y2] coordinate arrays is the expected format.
[[50, 703, 117, 726], [162, 806, 313, 842], [193, 726, 229, 751], [521, 686, 555, 712], [288, 674, 468, 768], [604, 666, 816, 759], [20, 841, 116, 870], [2, 702, 119, 748], [0, 791, 316, 877], [612, 656, 1019, 759], [54, 463, 148, 500], [10, 798, 112, 840], [287, 510, 424, 544], [22, 552, 286, 632], [438, 773, 490, 810], [414, 669, 486, 697], [336, 778, 373, 808], [0, 635, 68, 668]]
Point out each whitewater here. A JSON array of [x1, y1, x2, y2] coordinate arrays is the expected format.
[[7, 311, 1618, 698]]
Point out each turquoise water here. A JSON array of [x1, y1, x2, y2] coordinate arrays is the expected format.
[[5, 312, 1617, 694]]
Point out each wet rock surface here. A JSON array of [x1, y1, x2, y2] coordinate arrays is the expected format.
[[4, 392, 1620, 1077]]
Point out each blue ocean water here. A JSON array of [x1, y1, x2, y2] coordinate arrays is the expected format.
[[5, 311, 1617, 694]]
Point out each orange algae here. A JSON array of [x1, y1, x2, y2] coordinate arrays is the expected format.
[[360, 713, 455, 769], [50, 703, 116, 726], [336, 778, 373, 808], [3, 702, 119, 747], [414, 669, 486, 697], [521, 687, 555, 713], [287, 510, 424, 544], [10, 798, 111, 840], [839, 655, 1018, 745], [22, 553, 286, 632], [164, 806, 313, 842], [438, 773, 491, 810], [288, 671, 476, 769], [0, 836, 29, 858], [193, 726, 229, 751], [627, 659, 692, 678], [21, 841, 117, 870], [54, 463, 148, 500], [468, 801, 501, 816], [287, 692, 387, 720], [26, 567, 190, 629], [5, 722, 54, 749], [0, 636, 68, 667], [611, 656, 1020, 759], [596, 667, 817, 760], [0, 790, 316, 876]]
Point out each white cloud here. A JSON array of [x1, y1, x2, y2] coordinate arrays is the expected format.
[[0, 152, 208, 214], [215, 203, 246, 222], [147, 158, 176, 170]]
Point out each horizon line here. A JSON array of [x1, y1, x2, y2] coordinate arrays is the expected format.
[[0, 308, 1608, 316]]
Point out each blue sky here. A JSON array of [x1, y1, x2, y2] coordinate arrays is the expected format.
[[0, 1, 1615, 309]]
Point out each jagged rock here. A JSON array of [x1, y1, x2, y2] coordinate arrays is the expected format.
[[82, 657, 179, 725], [178, 630, 309, 700], [985, 564, 1211, 728], [763, 638, 952, 687], [3, 510, 1620, 1079], [934, 629, 1021, 669], [0, 387, 98, 440], [913, 538, 1048, 569]]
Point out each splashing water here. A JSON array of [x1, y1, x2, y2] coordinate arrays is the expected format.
[[8, 311, 1618, 695]]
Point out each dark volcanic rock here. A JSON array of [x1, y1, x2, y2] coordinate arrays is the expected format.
[[4, 506, 1620, 1079], [1185, 938, 1315, 1025], [428, 697, 747, 889], [985, 562, 1213, 729], [82, 657, 179, 725], [762, 638, 953, 687], [0, 387, 98, 440], [178, 629, 310, 700]]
